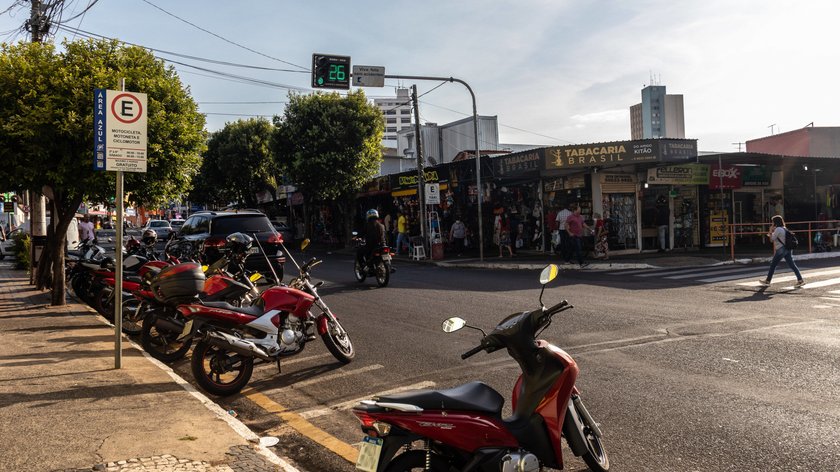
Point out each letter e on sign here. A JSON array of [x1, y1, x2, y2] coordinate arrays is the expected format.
[[111, 93, 143, 124]]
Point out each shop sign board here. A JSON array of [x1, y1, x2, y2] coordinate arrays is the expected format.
[[493, 150, 542, 177], [709, 164, 742, 190], [708, 210, 729, 247], [94, 88, 148, 172], [545, 139, 697, 171], [741, 166, 770, 186], [600, 173, 636, 185], [393, 169, 446, 190], [647, 164, 710, 185]]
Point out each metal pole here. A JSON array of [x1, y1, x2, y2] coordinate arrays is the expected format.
[[383, 74, 483, 261], [718, 155, 725, 258], [411, 85, 427, 248], [114, 78, 125, 369]]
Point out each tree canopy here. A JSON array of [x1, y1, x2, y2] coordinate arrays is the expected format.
[[272, 90, 383, 203], [0, 39, 206, 303], [190, 118, 278, 208]]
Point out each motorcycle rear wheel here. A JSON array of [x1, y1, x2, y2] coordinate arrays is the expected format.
[[141, 311, 192, 362], [121, 298, 144, 335], [321, 317, 354, 364], [93, 286, 115, 320], [384, 450, 448, 471], [354, 260, 366, 282], [375, 261, 390, 287], [191, 340, 254, 396]]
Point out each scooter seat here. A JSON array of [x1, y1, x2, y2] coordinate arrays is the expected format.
[[200, 301, 264, 318], [375, 381, 504, 415]]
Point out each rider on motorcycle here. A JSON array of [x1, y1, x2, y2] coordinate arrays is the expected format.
[[357, 209, 387, 267]]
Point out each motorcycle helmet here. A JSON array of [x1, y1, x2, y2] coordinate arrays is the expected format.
[[142, 229, 158, 245], [225, 232, 254, 255], [366, 209, 379, 220], [125, 236, 141, 252]]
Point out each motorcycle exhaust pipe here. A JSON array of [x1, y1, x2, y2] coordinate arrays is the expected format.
[[205, 331, 272, 361], [154, 316, 184, 333]]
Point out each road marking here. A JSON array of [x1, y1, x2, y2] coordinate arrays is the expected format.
[[269, 364, 384, 392], [665, 266, 768, 280], [738, 268, 840, 287], [242, 387, 359, 464], [780, 277, 840, 290], [635, 267, 720, 277], [280, 352, 332, 366], [698, 269, 791, 283], [298, 381, 437, 419]]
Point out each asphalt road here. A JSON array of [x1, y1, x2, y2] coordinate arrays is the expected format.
[[134, 247, 839, 472]]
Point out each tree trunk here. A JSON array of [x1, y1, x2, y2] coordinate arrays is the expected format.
[[34, 187, 82, 306]]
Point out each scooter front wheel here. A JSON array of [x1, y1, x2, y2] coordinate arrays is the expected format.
[[569, 398, 609, 471], [384, 450, 449, 471]]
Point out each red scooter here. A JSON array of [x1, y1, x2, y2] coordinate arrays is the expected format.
[[352, 264, 609, 472]]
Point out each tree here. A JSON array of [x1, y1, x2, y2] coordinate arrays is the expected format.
[[272, 91, 383, 240], [0, 39, 206, 305], [190, 118, 278, 209]]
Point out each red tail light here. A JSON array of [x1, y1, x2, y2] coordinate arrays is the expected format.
[[382, 247, 391, 254], [353, 410, 377, 428], [268, 232, 283, 244], [203, 237, 225, 249]]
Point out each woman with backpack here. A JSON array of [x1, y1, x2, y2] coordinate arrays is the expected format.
[[759, 215, 805, 287]]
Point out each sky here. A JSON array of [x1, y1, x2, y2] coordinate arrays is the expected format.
[[2, 0, 839, 153]]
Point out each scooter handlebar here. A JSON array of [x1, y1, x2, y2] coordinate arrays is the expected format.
[[545, 300, 571, 316], [461, 344, 485, 360]]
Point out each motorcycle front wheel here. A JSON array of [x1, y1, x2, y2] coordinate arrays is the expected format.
[[190, 340, 254, 396], [354, 260, 366, 282], [93, 285, 115, 320], [121, 298, 144, 335], [570, 399, 610, 472], [141, 311, 192, 362], [321, 316, 355, 364], [375, 261, 390, 287], [384, 450, 449, 472]]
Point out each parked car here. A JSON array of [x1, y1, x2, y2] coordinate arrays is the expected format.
[[272, 221, 295, 243], [169, 210, 285, 282], [169, 218, 185, 234], [143, 220, 172, 241]]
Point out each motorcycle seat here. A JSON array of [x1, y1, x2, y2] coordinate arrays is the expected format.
[[200, 301, 264, 318], [375, 381, 504, 415]]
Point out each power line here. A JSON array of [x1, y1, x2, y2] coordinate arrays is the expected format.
[[198, 101, 287, 105], [139, 0, 308, 71]]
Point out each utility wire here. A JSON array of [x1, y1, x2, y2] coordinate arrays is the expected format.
[[139, 0, 308, 71]]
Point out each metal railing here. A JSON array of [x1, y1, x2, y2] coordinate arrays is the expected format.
[[727, 219, 840, 260]]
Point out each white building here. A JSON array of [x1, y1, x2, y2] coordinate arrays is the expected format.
[[373, 88, 414, 145], [630, 85, 685, 140], [397, 115, 501, 166]]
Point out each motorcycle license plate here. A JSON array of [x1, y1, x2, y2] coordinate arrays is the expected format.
[[355, 436, 383, 472], [381, 254, 391, 261], [177, 320, 193, 341]]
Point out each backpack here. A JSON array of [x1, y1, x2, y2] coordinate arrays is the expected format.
[[784, 229, 798, 250]]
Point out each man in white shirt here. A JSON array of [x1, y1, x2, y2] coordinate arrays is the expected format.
[[555, 205, 572, 262], [78, 216, 95, 242]]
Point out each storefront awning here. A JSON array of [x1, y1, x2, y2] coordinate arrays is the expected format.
[[391, 183, 448, 197]]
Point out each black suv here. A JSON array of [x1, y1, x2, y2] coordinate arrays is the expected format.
[[168, 210, 286, 282]]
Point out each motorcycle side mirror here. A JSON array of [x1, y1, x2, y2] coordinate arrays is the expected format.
[[301, 238, 310, 251], [442, 317, 467, 333], [539, 264, 559, 285], [249, 272, 263, 283], [352, 231, 359, 237]]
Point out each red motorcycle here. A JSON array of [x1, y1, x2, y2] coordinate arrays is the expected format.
[[352, 264, 609, 472], [173, 236, 354, 396]]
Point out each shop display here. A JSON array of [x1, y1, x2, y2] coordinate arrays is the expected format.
[[602, 193, 637, 250]]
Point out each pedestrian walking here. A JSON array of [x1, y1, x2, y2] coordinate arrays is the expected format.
[[656, 195, 670, 252], [498, 214, 514, 258], [759, 215, 805, 287], [395, 210, 409, 255], [78, 215, 94, 242], [555, 203, 573, 262], [449, 217, 467, 257], [565, 204, 590, 268], [593, 212, 609, 260]]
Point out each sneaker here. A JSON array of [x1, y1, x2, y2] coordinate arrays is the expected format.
[[795, 279, 805, 287], [757, 279, 770, 286]]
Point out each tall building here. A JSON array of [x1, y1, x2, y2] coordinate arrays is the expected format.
[[374, 88, 413, 144], [630, 85, 685, 140]]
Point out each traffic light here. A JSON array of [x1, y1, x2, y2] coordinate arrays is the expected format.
[[311, 53, 350, 90]]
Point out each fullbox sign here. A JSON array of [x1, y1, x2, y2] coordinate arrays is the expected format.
[[94, 89, 148, 173]]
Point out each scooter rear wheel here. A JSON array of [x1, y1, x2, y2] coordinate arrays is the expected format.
[[384, 450, 448, 471], [375, 261, 390, 287], [354, 260, 366, 282]]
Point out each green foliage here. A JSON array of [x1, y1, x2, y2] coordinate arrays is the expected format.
[[0, 39, 206, 208], [272, 90, 384, 202], [190, 118, 279, 208], [12, 231, 30, 271]]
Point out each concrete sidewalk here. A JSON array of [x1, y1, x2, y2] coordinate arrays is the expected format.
[[0, 266, 301, 472]]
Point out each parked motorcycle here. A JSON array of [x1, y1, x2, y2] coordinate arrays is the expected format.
[[178, 236, 354, 396], [352, 232, 392, 287], [67, 238, 108, 304], [351, 264, 609, 472], [138, 234, 263, 362]]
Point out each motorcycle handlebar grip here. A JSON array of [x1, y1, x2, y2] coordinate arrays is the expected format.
[[461, 345, 484, 360], [546, 300, 570, 315]]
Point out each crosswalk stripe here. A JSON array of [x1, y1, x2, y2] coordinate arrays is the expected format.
[[782, 277, 840, 290], [697, 269, 792, 283], [664, 265, 767, 280], [831, 290, 840, 295], [635, 266, 724, 277], [738, 268, 840, 286]]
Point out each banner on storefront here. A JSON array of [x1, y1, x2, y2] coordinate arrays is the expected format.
[[741, 166, 770, 186], [647, 164, 710, 185], [493, 150, 542, 177], [709, 164, 742, 190], [544, 139, 697, 171]]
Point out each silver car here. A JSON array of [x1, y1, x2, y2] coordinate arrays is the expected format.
[[143, 220, 172, 241]]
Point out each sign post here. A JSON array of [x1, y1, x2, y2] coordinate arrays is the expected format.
[[95, 81, 148, 368]]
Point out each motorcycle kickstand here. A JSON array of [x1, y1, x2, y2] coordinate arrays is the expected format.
[[276, 358, 282, 373]]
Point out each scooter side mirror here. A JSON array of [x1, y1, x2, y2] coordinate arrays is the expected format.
[[442, 317, 466, 333], [540, 264, 559, 285], [352, 231, 359, 237], [301, 239, 310, 251]]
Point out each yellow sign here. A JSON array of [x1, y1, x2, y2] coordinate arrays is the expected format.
[[708, 210, 729, 247]]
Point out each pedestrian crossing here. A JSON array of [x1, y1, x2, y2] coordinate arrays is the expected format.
[[607, 264, 840, 290]]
